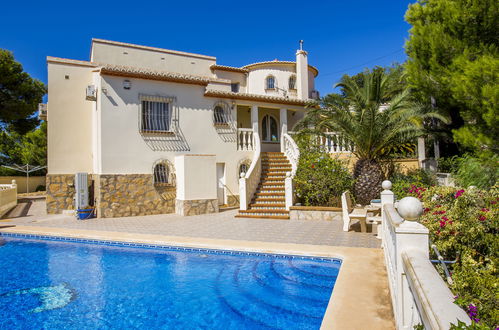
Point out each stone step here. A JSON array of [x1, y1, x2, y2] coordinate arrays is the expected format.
[[238, 209, 289, 216], [257, 188, 285, 193], [235, 214, 290, 220], [249, 204, 286, 210], [255, 192, 285, 197], [252, 197, 286, 203]]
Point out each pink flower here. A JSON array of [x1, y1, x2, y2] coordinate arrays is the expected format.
[[439, 221, 446, 228], [441, 216, 449, 222], [481, 208, 489, 212], [479, 215, 487, 221], [454, 189, 465, 198]]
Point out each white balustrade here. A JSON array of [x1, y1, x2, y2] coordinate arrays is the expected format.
[[321, 132, 354, 153], [237, 128, 255, 151], [380, 181, 470, 329], [239, 133, 261, 210], [282, 133, 300, 210]]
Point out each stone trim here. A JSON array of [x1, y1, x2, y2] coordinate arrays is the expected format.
[[175, 199, 218, 216], [46, 174, 76, 214], [290, 206, 341, 211]]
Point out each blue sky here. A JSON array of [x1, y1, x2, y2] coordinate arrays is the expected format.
[[1, 0, 414, 96]]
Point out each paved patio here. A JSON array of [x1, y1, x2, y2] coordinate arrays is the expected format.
[[2, 197, 381, 248]]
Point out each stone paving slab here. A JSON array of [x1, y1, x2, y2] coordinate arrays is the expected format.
[[2, 197, 381, 248]]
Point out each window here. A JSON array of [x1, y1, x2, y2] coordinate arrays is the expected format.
[[213, 102, 230, 125], [289, 75, 296, 90], [140, 96, 172, 133], [154, 161, 172, 186], [262, 115, 279, 142], [231, 83, 240, 93], [266, 75, 275, 89]]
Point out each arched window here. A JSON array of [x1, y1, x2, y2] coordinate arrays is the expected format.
[[266, 75, 275, 89], [213, 102, 229, 125], [153, 160, 175, 186], [262, 115, 279, 142], [289, 75, 296, 90]]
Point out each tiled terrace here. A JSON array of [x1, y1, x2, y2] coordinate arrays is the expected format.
[[2, 197, 380, 248]]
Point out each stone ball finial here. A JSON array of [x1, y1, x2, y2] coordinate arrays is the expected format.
[[240, 172, 246, 178], [397, 197, 423, 221], [382, 180, 392, 190]]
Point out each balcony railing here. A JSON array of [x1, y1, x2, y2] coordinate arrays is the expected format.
[[237, 128, 255, 150]]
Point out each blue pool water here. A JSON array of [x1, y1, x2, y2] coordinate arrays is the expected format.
[[0, 234, 341, 329]]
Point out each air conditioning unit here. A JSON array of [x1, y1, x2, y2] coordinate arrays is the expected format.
[[310, 90, 320, 100], [86, 85, 97, 101], [38, 103, 48, 120], [74, 173, 89, 209]]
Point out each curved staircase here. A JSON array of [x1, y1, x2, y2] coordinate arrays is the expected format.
[[236, 152, 290, 219]]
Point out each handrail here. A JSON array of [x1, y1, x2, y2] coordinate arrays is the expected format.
[[283, 133, 299, 176], [239, 132, 261, 210], [282, 133, 299, 210]]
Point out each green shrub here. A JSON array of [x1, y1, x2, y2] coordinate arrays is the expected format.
[[438, 156, 460, 173], [35, 185, 45, 192], [418, 186, 498, 328], [453, 154, 498, 190], [294, 150, 353, 207], [389, 168, 437, 199]]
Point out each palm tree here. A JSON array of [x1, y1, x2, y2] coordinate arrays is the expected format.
[[297, 68, 446, 205]]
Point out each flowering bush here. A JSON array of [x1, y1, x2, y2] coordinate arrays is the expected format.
[[294, 149, 353, 207], [389, 168, 437, 199], [418, 185, 498, 328]]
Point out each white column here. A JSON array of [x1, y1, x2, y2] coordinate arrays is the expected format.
[[251, 105, 258, 133], [417, 137, 426, 168], [280, 108, 288, 152]]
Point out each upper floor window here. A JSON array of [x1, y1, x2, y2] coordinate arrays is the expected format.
[[289, 75, 296, 90], [231, 83, 240, 93], [140, 95, 172, 133], [213, 101, 230, 126], [266, 75, 275, 89], [262, 115, 279, 142]]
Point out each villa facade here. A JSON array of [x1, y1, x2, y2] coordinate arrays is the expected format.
[[46, 39, 319, 217]]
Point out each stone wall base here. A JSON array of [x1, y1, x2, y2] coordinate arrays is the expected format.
[[46, 174, 76, 214], [97, 174, 175, 218], [176, 199, 218, 216]]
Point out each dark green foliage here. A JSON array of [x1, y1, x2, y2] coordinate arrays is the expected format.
[[405, 0, 499, 153], [0, 122, 47, 176], [0, 49, 46, 134], [453, 154, 498, 190], [294, 144, 353, 207]]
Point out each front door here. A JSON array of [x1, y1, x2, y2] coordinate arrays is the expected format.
[[216, 163, 225, 205]]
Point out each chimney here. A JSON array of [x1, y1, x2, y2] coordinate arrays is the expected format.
[[296, 40, 309, 100]]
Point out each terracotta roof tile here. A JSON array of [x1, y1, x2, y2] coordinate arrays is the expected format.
[[204, 89, 308, 106]]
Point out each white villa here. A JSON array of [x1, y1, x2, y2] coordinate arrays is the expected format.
[[45, 38, 319, 218]]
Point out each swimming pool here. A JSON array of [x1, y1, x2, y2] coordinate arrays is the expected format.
[[0, 234, 341, 329]]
